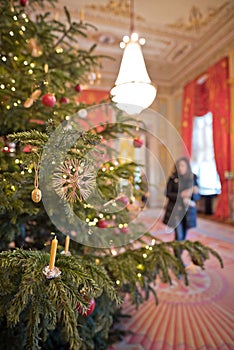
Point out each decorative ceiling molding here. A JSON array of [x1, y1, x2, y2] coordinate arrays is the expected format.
[[87, 0, 144, 21], [166, 42, 192, 63], [166, 2, 229, 34], [93, 32, 118, 46], [170, 44, 233, 94], [44, 0, 234, 92]]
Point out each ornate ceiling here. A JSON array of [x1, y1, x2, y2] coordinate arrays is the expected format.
[[55, 0, 234, 93]]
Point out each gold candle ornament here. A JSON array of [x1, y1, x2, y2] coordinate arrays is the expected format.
[[44, 63, 49, 73], [64, 235, 70, 254], [49, 236, 58, 270], [80, 8, 84, 22]]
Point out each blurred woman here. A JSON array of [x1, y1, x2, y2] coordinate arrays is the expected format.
[[163, 157, 200, 243]]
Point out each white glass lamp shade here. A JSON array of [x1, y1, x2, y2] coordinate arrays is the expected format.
[[110, 41, 157, 115]]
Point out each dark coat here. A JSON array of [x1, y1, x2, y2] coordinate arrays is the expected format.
[[163, 173, 200, 229]]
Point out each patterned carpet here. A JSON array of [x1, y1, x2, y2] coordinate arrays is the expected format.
[[109, 210, 234, 350]]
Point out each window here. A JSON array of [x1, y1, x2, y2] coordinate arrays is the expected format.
[[191, 112, 221, 195]]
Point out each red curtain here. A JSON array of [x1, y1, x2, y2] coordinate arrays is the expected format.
[[77, 89, 109, 105], [181, 57, 231, 219], [208, 57, 231, 219], [194, 77, 209, 117], [181, 80, 195, 155], [75, 89, 110, 129]]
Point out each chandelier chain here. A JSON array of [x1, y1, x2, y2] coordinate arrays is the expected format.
[[130, 0, 134, 34]]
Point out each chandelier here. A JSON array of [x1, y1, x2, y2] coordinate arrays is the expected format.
[[110, 0, 157, 115]]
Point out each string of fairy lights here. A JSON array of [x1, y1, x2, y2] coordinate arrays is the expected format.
[[0, 7, 68, 112], [1, 3, 154, 282], [111, 238, 157, 285], [0, 2, 102, 116], [1, 10, 36, 111]]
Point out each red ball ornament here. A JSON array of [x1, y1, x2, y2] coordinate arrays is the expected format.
[[41, 93, 56, 107], [97, 219, 108, 228], [118, 195, 129, 206], [20, 0, 28, 6], [120, 227, 129, 234], [133, 138, 144, 148], [77, 298, 96, 316], [74, 84, 81, 92], [22, 145, 31, 153], [59, 97, 70, 104], [95, 125, 105, 134]]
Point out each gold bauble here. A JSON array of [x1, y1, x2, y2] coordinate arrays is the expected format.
[[31, 188, 42, 203], [136, 264, 145, 271]]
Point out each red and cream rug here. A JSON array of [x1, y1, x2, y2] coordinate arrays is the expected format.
[[110, 210, 234, 350]]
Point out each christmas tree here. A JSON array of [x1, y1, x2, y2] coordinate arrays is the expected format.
[[0, 1, 223, 349]]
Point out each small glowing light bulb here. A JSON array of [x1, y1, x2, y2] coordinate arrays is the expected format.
[[131, 32, 139, 42], [123, 35, 129, 43], [139, 37, 146, 45]]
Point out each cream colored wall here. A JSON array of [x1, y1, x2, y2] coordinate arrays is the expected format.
[[145, 90, 184, 208]]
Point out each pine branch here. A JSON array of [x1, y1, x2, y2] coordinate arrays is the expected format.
[[0, 249, 121, 349], [8, 131, 49, 145]]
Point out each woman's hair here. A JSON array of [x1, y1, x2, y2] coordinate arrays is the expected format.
[[173, 157, 193, 179]]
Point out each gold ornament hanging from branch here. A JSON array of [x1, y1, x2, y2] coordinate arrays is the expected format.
[[27, 38, 43, 57], [31, 162, 42, 203], [24, 89, 41, 108]]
